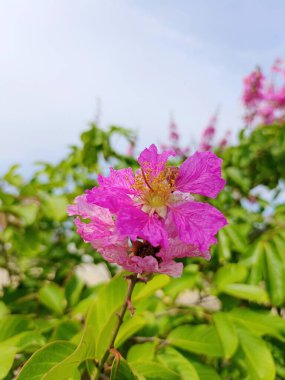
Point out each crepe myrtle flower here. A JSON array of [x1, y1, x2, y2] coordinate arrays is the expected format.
[[68, 145, 227, 277]]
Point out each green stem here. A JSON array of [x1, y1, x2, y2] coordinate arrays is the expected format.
[[95, 273, 138, 379]]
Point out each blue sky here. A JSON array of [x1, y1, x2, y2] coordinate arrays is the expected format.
[[1, 0, 284, 172]]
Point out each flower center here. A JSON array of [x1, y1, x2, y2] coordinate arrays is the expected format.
[[132, 166, 179, 217]]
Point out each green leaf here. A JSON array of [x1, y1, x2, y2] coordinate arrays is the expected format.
[[0, 331, 44, 351], [158, 347, 199, 380], [4, 165, 23, 187], [264, 242, 285, 306], [212, 312, 238, 358], [91, 274, 128, 360], [127, 342, 155, 363], [0, 316, 32, 342], [221, 283, 269, 303], [43, 195, 68, 221], [238, 328, 275, 380], [224, 225, 247, 253], [190, 359, 221, 380], [11, 203, 39, 225], [16, 341, 76, 380], [229, 308, 285, 341], [248, 242, 265, 285], [0, 346, 16, 380], [51, 321, 81, 341], [133, 275, 170, 302], [131, 361, 180, 380], [0, 302, 9, 318], [164, 272, 199, 299], [214, 264, 247, 290], [217, 229, 231, 260], [39, 283, 66, 315], [111, 356, 139, 380], [65, 274, 85, 307], [115, 315, 146, 348], [168, 325, 223, 357]]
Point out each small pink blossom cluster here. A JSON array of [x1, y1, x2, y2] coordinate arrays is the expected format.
[[68, 145, 227, 277], [242, 59, 285, 125], [198, 114, 218, 152], [198, 113, 231, 152], [161, 119, 190, 159]]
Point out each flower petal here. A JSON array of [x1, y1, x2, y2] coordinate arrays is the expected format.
[[86, 187, 133, 214], [158, 238, 210, 261], [138, 144, 175, 177], [175, 151, 226, 198], [158, 261, 183, 277], [116, 206, 168, 248], [170, 201, 227, 252], [128, 256, 159, 273], [98, 168, 135, 193], [67, 194, 113, 222]]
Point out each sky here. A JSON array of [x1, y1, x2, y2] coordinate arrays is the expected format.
[[1, 0, 285, 173]]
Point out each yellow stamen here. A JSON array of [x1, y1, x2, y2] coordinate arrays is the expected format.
[[132, 166, 178, 217]]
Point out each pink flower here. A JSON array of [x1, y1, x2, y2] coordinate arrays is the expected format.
[[68, 145, 227, 277], [242, 59, 285, 126], [160, 118, 190, 159], [242, 67, 264, 108], [198, 113, 218, 152]]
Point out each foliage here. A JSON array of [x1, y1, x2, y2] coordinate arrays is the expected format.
[[1, 121, 285, 379]]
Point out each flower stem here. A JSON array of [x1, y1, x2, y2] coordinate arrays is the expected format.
[[95, 273, 138, 379]]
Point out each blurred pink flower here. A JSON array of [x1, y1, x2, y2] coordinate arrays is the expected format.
[[161, 118, 190, 159], [68, 145, 227, 277], [242, 67, 264, 108], [242, 59, 285, 126], [198, 113, 218, 152]]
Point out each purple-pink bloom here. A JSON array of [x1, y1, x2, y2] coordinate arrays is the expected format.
[[68, 145, 227, 277], [242, 59, 285, 126], [242, 67, 264, 108], [198, 113, 218, 152]]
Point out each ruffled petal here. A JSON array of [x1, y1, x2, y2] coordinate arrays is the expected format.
[[86, 187, 133, 214], [98, 168, 136, 193], [98, 244, 131, 266], [170, 201, 227, 252], [128, 256, 159, 273], [116, 206, 168, 248], [158, 238, 210, 261], [157, 261, 183, 277], [138, 144, 175, 177], [175, 151, 226, 198], [67, 194, 113, 222]]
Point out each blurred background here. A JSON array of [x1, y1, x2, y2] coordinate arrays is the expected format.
[[1, 2, 285, 380], [1, 0, 285, 173]]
